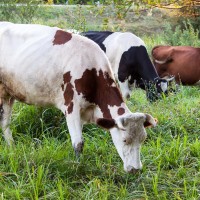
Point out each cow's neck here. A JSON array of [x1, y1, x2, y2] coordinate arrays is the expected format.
[[136, 55, 159, 82], [136, 58, 160, 89]]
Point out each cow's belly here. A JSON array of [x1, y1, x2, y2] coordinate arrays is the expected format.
[[163, 64, 200, 85], [0, 66, 64, 106], [173, 70, 199, 85]]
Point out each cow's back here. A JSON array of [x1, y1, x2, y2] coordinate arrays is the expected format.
[[82, 31, 113, 52], [0, 23, 113, 105], [102, 32, 145, 74]]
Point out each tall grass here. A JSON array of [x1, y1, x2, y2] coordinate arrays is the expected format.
[[143, 20, 200, 55], [1, 86, 199, 199]]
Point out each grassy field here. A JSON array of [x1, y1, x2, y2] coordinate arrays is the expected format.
[[0, 5, 200, 200], [0, 86, 199, 199]]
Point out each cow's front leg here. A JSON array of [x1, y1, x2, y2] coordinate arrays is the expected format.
[[65, 106, 84, 156], [67, 118, 84, 156]]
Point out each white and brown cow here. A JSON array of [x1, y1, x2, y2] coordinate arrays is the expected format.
[[0, 22, 157, 173], [152, 45, 200, 85], [82, 31, 174, 101]]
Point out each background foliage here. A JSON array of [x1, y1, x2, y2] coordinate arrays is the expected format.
[[0, 0, 199, 32], [0, 0, 42, 23]]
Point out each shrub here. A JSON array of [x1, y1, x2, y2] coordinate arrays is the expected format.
[[0, 0, 42, 23], [163, 20, 200, 46]]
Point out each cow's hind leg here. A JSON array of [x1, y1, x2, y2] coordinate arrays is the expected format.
[[0, 99, 4, 116], [0, 85, 15, 145], [0, 84, 6, 117]]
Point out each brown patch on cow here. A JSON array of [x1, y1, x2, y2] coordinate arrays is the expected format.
[[64, 83, 74, 105], [63, 72, 72, 83], [63, 72, 74, 114], [75, 68, 124, 119], [97, 118, 116, 129], [53, 30, 72, 45], [68, 102, 74, 114], [118, 107, 125, 115]]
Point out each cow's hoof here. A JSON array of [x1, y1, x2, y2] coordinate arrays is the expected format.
[[74, 141, 84, 157]]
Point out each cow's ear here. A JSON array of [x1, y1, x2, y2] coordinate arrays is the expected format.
[[97, 118, 116, 130], [144, 114, 158, 128]]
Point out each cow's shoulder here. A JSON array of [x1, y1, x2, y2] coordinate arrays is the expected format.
[[116, 32, 145, 47], [74, 68, 123, 118], [104, 32, 145, 53]]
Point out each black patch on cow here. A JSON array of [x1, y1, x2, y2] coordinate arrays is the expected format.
[[82, 31, 113, 52], [118, 46, 159, 86]]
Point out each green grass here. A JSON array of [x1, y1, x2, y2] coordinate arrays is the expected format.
[[0, 86, 199, 199]]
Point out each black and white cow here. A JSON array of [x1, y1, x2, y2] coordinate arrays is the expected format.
[[0, 22, 157, 173], [82, 31, 173, 101]]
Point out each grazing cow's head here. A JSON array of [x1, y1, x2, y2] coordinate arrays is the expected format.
[[118, 45, 175, 101], [143, 78, 168, 102], [97, 112, 157, 173], [143, 77, 175, 102]]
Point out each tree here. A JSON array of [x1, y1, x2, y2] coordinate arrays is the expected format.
[[109, 0, 200, 17]]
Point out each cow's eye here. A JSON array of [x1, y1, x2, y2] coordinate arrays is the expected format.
[[123, 137, 133, 145]]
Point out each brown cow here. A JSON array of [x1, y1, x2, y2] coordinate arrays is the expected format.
[[152, 45, 200, 85]]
